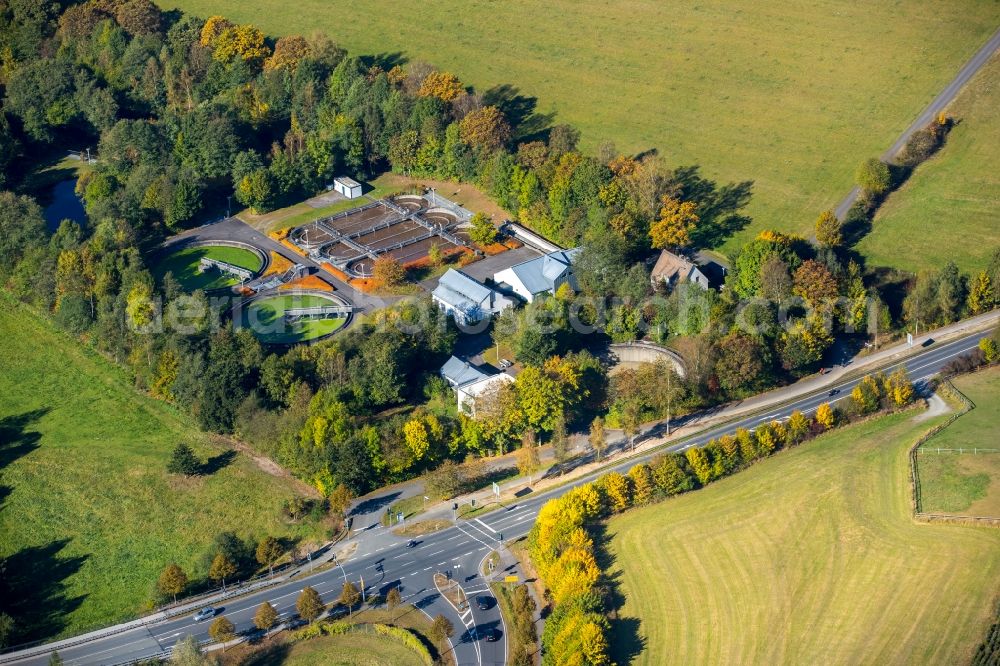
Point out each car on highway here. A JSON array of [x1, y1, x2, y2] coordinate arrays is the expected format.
[[484, 628, 501, 642], [476, 595, 494, 610], [407, 540, 417, 548], [829, 388, 840, 396], [192, 607, 216, 622]]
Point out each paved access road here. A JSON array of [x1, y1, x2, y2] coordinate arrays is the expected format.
[[834, 26, 1000, 219], [4, 329, 987, 666]]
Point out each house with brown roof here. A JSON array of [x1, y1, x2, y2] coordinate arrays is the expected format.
[[650, 250, 710, 291]]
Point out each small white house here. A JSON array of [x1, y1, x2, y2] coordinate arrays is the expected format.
[[493, 248, 581, 303], [432, 269, 513, 325], [456, 373, 515, 416], [333, 176, 363, 199], [439, 356, 514, 416]]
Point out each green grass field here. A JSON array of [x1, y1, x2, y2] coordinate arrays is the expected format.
[[917, 368, 1000, 516], [605, 408, 1000, 665], [158, 0, 1000, 255], [153, 245, 264, 291], [858, 53, 1000, 274], [250, 631, 426, 666], [238, 606, 444, 666], [0, 295, 324, 643], [240, 293, 347, 344]]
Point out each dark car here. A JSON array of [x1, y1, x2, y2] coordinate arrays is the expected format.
[[407, 540, 417, 548], [476, 595, 494, 610], [484, 628, 501, 642], [829, 388, 840, 396]]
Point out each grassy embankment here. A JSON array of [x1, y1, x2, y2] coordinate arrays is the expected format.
[[153, 245, 264, 291], [240, 293, 347, 344], [916, 367, 1000, 516], [606, 407, 1000, 665], [858, 53, 1000, 274], [0, 295, 325, 642], [159, 0, 1000, 256]]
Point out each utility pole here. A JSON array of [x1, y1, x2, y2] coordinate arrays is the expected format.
[[666, 369, 671, 437]]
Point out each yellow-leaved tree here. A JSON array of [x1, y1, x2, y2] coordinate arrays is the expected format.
[[649, 196, 698, 250], [418, 71, 464, 101], [815, 402, 835, 429]]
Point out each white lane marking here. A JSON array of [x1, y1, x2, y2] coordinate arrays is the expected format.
[[455, 523, 496, 551], [475, 518, 497, 534]]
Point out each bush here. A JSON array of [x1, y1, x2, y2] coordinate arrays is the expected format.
[[899, 127, 941, 166]]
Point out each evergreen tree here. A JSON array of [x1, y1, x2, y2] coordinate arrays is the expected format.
[[167, 443, 201, 476]]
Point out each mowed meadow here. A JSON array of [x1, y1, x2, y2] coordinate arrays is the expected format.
[[605, 408, 1000, 665], [858, 53, 1000, 274], [158, 0, 1000, 255], [0, 295, 324, 643]]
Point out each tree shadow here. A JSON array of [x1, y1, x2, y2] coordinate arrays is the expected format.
[[201, 449, 237, 475], [365, 52, 408, 71], [0, 408, 47, 470], [350, 491, 401, 517], [590, 524, 647, 664], [0, 539, 89, 644], [241, 640, 292, 665], [482, 84, 555, 143], [672, 166, 754, 249]]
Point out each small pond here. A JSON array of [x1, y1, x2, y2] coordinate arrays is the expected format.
[[43, 179, 87, 232]]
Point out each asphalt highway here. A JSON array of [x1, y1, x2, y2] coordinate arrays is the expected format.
[[3, 329, 988, 666]]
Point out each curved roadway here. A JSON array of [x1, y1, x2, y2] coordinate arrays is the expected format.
[[3, 329, 989, 666]]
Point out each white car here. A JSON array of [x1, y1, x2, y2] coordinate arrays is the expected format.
[[192, 607, 216, 622]]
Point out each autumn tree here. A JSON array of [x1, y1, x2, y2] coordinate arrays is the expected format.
[[253, 602, 278, 634], [418, 71, 464, 101], [158, 563, 187, 603], [649, 197, 698, 250], [715, 331, 767, 394], [264, 35, 310, 72], [760, 254, 792, 301], [621, 402, 640, 453], [815, 402, 835, 429], [793, 259, 839, 308], [208, 615, 235, 650], [213, 24, 271, 69], [372, 256, 405, 287], [589, 416, 607, 461], [684, 447, 713, 486], [599, 472, 632, 513], [967, 270, 994, 315], [517, 430, 540, 484], [459, 106, 511, 151], [430, 614, 454, 643], [340, 581, 361, 617], [851, 375, 882, 414], [468, 212, 498, 246], [199, 15, 234, 48], [651, 454, 694, 495], [386, 587, 402, 619], [815, 210, 842, 248], [856, 158, 891, 196], [627, 463, 656, 506], [787, 410, 810, 444], [255, 536, 283, 577], [327, 484, 355, 518], [886, 368, 914, 407], [296, 586, 325, 623], [209, 553, 237, 590]]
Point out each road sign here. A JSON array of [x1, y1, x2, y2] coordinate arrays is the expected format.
[[907, 332, 914, 346], [492, 482, 500, 497], [504, 575, 518, 583]]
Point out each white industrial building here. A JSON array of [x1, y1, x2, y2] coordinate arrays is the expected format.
[[432, 269, 513, 325], [332, 176, 363, 199], [493, 248, 581, 303]]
